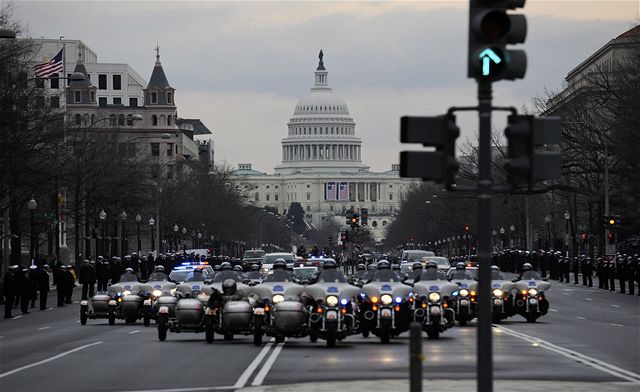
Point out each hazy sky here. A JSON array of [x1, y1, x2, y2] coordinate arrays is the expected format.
[[12, 1, 639, 172]]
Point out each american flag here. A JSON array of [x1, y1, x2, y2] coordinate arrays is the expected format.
[[325, 182, 337, 201], [33, 49, 64, 78], [338, 182, 349, 201]]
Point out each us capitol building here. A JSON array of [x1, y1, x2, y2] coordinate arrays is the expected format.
[[232, 52, 416, 241]]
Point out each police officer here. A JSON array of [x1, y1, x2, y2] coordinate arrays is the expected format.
[[608, 260, 616, 292], [79, 260, 96, 300], [38, 265, 51, 310], [625, 255, 635, 295], [618, 255, 627, 294], [583, 257, 593, 287], [55, 265, 67, 306], [64, 265, 75, 304], [29, 265, 39, 308], [110, 257, 121, 284], [574, 256, 581, 284], [3, 265, 18, 318], [19, 268, 31, 314], [96, 256, 110, 291]]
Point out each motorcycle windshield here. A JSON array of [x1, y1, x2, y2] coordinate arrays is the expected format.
[[316, 270, 348, 283], [521, 271, 541, 280], [119, 273, 138, 282], [491, 271, 506, 280], [450, 271, 473, 280], [148, 273, 168, 282], [212, 271, 242, 283], [244, 272, 263, 280], [370, 270, 403, 282], [416, 270, 448, 281], [263, 270, 294, 282]]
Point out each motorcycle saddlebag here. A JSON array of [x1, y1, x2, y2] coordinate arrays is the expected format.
[[91, 294, 112, 314], [155, 296, 177, 317], [121, 295, 142, 316], [273, 301, 306, 331], [222, 301, 253, 331], [176, 299, 204, 325]]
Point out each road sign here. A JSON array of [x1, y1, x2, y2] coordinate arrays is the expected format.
[[353, 243, 364, 253]]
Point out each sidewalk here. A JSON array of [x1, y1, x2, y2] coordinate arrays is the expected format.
[[238, 379, 639, 392]]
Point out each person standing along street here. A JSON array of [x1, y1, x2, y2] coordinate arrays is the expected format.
[[38, 265, 51, 310], [64, 265, 75, 304], [583, 257, 593, 287], [573, 256, 581, 284], [625, 256, 635, 295], [608, 260, 616, 292], [3, 265, 18, 319], [28, 265, 39, 308], [618, 256, 626, 294], [96, 257, 110, 291], [79, 260, 96, 300], [55, 265, 67, 307], [19, 268, 31, 314]]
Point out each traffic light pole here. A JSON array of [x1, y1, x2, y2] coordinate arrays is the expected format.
[[476, 80, 493, 392]]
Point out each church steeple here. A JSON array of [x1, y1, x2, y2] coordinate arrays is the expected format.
[[144, 44, 175, 106], [66, 44, 96, 106]]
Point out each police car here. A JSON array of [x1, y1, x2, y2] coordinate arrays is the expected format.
[[168, 262, 214, 284]]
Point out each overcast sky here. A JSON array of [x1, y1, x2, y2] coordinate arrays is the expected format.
[[13, 1, 639, 172]]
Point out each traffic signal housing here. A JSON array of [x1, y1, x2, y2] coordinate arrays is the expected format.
[[607, 232, 616, 244], [468, 0, 527, 81], [349, 212, 360, 228], [361, 208, 369, 226], [399, 114, 460, 187], [504, 115, 562, 188]]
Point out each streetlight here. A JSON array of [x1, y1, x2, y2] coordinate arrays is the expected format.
[[499, 227, 505, 250], [197, 232, 202, 248], [149, 217, 155, 254], [181, 227, 187, 251], [120, 211, 128, 257], [509, 225, 516, 249], [28, 196, 37, 262], [135, 214, 141, 253], [564, 211, 571, 257], [173, 224, 179, 252], [99, 209, 107, 256], [492, 230, 497, 252], [544, 214, 551, 250]]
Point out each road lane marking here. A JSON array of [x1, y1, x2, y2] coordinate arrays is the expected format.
[[549, 309, 558, 312], [494, 325, 640, 384], [585, 298, 593, 301], [129, 330, 140, 334], [45, 308, 53, 311], [73, 301, 79, 304], [232, 340, 274, 389], [11, 316, 22, 320], [611, 304, 620, 308], [563, 293, 571, 295], [576, 316, 586, 320], [251, 342, 285, 386], [610, 323, 624, 327], [114, 386, 235, 392], [37, 327, 51, 331], [0, 341, 103, 379]]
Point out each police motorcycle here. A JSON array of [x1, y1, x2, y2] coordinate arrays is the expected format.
[[489, 265, 516, 324], [359, 260, 414, 343], [81, 268, 141, 325], [243, 264, 265, 286], [447, 263, 479, 326], [202, 263, 255, 343], [513, 263, 550, 323], [411, 262, 457, 339], [157, 269, 213, 341], [303, 260, 360, 347], [143, 266, 176, 327], [248, 259, 307, 346], [348, 263, 368, 286]]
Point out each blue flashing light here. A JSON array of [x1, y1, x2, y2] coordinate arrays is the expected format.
[[452, 291, 459, 296], [181, 261, 192, 266], [360, 293, 366, 298], [340, 298, 348, 306], [395, 297, 402, 304], [117, 292, 122, 296]]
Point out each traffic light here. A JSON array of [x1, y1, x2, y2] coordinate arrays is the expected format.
[[341, 231, 349, 244], [607, 232, 616, 244], [504, 115, 562, 188], [580, 233, 587, 242], [468, 0, 527, 81], [464, 225, 470, 232], [350, 212, 360, 228], [602, 214, 621, 229], [361, 208, 369, 226], [399, 114, 460, 187]]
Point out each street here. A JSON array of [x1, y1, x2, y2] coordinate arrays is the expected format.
[[1, 279, 638, 392]]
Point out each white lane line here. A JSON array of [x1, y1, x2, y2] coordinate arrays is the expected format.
[[73, 301, 79, 304], [585, 298, 593, 301], [611, 304, 620, 308], [114, 385, 236, 392], [37, 327, 51, 331], [576, 316, 586, 320], [549, 308, 558, 312], [128, 330, 140, 334], [11, 316, 22, 320], [45, 308, 53, 311], [232, 341, 274, 389], [610, 323, 624, 327], [563, 293, 571, 296], [251, 342, 285, 386], [0, 341, 103, 379], [494, 325, 640, 384]]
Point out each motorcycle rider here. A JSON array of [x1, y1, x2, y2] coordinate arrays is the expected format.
[[148, 265, 168, 282], [206, 279, 247, 314], [120, 267, 139, 282], [406, 262, 424, 281], [514, 263, 549, 314], [414, 261, 447, 282], [265, 259, 293, 282], [450, 262, 473, 281]]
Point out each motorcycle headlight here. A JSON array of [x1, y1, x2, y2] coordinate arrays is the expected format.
[[459, 289, 469, 297], [152, 290, 162, 298], [492, 289, 503, 298], [380, 294, 393, 305], [122, 290, 132, 296], [326, 295, 339, 306], [170, 288, 176, 296], [527, 288, 538, 297], [428, 292, 441, 303], [273, 294, 285, 303]]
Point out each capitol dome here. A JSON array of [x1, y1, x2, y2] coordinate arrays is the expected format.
[[274, 51, 369, 175]]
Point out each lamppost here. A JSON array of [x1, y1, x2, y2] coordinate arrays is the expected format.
[[28, 196, 37, 262], [120, 211, 128, 257], [544, 214, 551, 250], [135, 214, 141, 253], [173, 224, 179, 252], [509, 225, 516, 249], [499, 227, 505, 250], [197, 232, 202, 248], [149, 217, 155, 253], [99, 209, 107, 257], [492, 230, 497, 252], [181, 227, 187, 251], [564, 211, 571, 257]]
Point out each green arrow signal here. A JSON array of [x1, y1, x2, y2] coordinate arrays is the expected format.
[[479, 48, 502, 76]]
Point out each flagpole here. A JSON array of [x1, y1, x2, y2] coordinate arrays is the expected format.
[[59, 36, 65, 88]]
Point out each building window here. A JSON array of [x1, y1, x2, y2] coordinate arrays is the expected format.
[[167, 92, 173, 104], [266, 194, 270, 201], [98, 74, 107, 90], [275, 195, 279, 201], [152, 115, 158, 126], [129, 97, 138, 107], [151, 92, 157, 104], [113, 97, 122, 105], [74, 114, 82, 125], [167, 143, 173, 157], [35, 96, 45, 108], [126, 115, 133, 126], [151, 143, 160, 156], [382, 221, 388, 226], [50, 74, 59, 89], [118, 114, 125, 126], [151, 165, 159, 179], [35, 78, 44, 88], [306, 206, 310, 212], [109, 114, 116, 126], [112, 75, 121, 90], [90, 91, 96, 103], [306, 193, 311, 201], [254, 192, 260, 202], [74, 90, 81, 103], [372, 221, 378, 228], [50, 96, 60, 108], [98, 97, 107, 106], [167, 165, 174, 180], [167, 115, 172, 126], [389, 193, 393, 201]]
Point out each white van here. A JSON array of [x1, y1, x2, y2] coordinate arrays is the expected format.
[[401, 250, 435, 263]]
